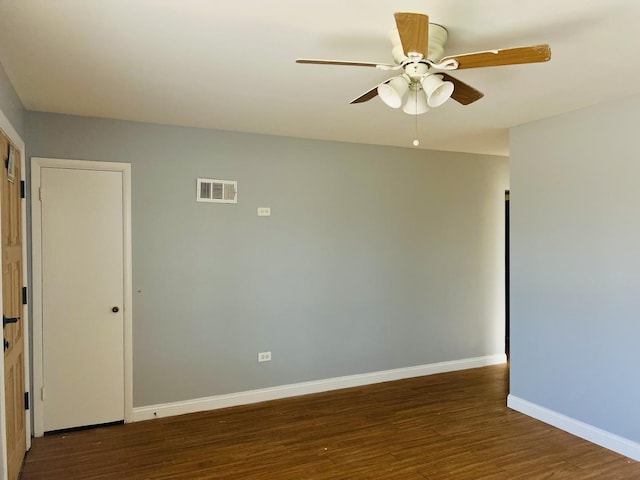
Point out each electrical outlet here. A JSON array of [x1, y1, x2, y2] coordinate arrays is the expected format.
[[257, 207, 271, 217], [258, 351, 272, 363]]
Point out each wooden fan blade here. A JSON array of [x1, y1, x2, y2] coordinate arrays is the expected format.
[[296, 58, 395, 68], [439, 73, 484, 105], [394, 12, 429, 57], [440, 44, 551, 70], [350, 86, 379, 104]]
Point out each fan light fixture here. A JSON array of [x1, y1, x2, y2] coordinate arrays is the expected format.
[[377, 76, 409, 108], [422, 74, 454, 107], [402, 88, 429, 115], [378, 73, 453, 114]]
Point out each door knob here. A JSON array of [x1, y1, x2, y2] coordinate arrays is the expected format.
[[3, 315, 19, 328], [112, 307, 119, 313]]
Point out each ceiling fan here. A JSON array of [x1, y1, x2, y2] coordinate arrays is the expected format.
[[296, 12, 551, 115]]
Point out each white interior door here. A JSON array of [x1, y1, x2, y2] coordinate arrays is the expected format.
[[41, 166, 125, 432]]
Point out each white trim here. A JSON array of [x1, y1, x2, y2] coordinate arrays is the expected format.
[[0, 108, 29, 480], [19, 130, 30, 452], [31, 157, 133, 437], [507, 395, 640, 461], [133, 353, 506, 422]]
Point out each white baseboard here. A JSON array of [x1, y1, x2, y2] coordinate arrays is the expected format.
[[507, 395, 640, 461], [132, 353, 506, 422]]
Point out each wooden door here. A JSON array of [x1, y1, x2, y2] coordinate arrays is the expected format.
[[40, 167, 125, 432], [1, 134, 26, 480]]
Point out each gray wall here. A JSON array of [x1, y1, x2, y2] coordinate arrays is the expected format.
[[26, 112, 508, 407], [0, 62, 25, 138], [510, 96, 640, 443]]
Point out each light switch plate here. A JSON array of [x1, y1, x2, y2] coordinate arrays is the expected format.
[[258, 351, 272, 362], [257, 207, 271, 217]]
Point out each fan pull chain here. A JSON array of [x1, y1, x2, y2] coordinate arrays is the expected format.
[[413, 95, 420, 147]]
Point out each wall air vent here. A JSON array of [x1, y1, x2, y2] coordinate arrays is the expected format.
[[196, 178, 237, 204]]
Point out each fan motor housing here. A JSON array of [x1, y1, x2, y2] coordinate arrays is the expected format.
[[390, 23, 448, 65], [404, 62, 429, 81], [427, 24, 448, 62]]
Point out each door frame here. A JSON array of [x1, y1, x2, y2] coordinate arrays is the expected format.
[[505, 190, 510, 359], [0, 108, 30, 478], [31, 157, 133, 437]]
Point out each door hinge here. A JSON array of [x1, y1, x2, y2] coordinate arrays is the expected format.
[[41, 387, 46, 401], [39, 187, 42, 201], [20, 180, 26, 199], [24, 392, 29, 410], [22, 286, 27, 305]]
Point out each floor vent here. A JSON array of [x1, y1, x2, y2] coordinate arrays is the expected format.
[[197, 178, 237, 203]]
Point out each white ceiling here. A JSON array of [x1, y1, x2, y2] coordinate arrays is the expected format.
[[1, 0, 639, 156]]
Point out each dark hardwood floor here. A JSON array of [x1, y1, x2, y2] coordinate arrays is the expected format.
[[20, 365, 640, 479]]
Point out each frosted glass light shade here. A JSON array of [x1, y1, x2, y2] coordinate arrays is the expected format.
[[402, 89, 429, 115], [422, 74, 454, 107], [377, 76, 409, 108]]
